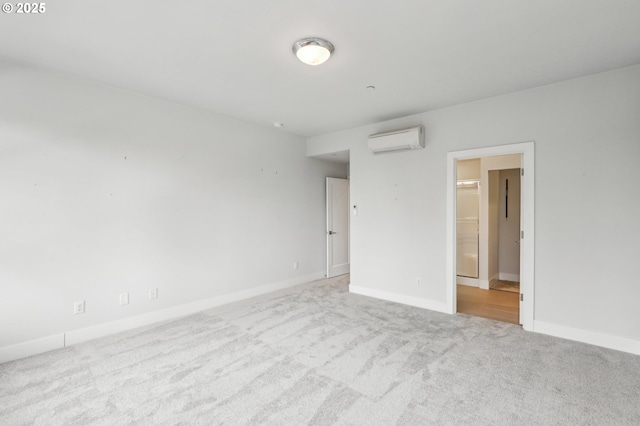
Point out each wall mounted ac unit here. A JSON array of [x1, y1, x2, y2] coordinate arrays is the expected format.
[[367, 126, 425, 153]]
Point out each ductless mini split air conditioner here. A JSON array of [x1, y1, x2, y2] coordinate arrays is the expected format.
[[367, 126, 425, 153]]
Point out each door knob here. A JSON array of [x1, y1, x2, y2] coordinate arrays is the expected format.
[[329, 231, 337, 235]]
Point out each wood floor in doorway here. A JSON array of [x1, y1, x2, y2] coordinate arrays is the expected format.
[[457, 285, 519, 324], [491, 280, 520, 293]]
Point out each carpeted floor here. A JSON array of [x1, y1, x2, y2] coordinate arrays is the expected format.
[[1, 275, 639, 425]]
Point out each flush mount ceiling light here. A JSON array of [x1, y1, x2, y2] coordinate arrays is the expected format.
[[292, 37, 334, 66]]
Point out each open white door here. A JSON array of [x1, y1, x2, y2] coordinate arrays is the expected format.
[[327, 177, 350, 278]]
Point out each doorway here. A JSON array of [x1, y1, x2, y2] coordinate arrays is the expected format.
[[326, 177, 350, 278], [446, 142, 535, 330], [455, 159, 522, 324]]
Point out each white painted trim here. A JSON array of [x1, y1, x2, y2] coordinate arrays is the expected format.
[[456, 276, 479, 287], [446, 141, 535, 330], [1, 272, 324, 363], [0, 334, 65, 364], [498, 272, 520, 282], [445, 157, 457, 314], [534, 321, 640, 356], [349, 285, 449, 314]]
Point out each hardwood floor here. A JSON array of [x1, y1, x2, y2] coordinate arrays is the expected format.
[[490, 280, 520, 293], [457, 285, 519, 324]]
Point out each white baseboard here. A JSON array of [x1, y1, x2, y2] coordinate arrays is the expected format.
[[456, 276, 479, 287], [498, 273, 520, 282], [0, 334, 65, 364], [1, 272, 324, 364], [349, 285, 449, 314], [534, 320, 640, 356]]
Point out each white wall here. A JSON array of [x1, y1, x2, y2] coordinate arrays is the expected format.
[[308, 65, 640, 347], [457, 159, 480, 181], [0, 60, 347, 352]]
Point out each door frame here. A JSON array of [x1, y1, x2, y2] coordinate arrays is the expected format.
[[446, 141, 535, 330]]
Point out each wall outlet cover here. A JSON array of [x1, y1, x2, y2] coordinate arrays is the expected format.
[[148, 288, 158, 299]]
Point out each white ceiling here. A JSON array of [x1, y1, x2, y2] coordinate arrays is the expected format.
[[1, 1, 639, 137]]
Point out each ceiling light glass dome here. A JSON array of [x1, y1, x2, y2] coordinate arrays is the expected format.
[[292, 37, 334, 66]]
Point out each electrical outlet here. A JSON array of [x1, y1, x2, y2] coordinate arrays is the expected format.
[[74, 300, 85, 315], [119, 292, 129, 306], [416, 277, 422, 286], [148, 288, 158, 299], [293, 261, 299, 270]]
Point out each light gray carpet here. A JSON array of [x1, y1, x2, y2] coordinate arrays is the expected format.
[[1, 275, 639, 425]]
